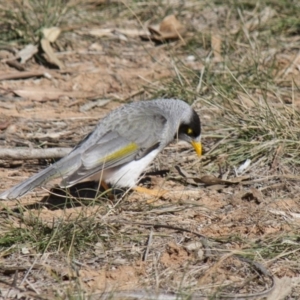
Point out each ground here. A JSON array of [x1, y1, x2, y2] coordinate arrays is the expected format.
[[0, 1, 300, 299]]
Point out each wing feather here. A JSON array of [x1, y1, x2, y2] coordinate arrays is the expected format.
[[61, 112, 167, 187]]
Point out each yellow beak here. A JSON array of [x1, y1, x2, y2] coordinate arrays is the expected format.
[[191, 140, 202, 156]]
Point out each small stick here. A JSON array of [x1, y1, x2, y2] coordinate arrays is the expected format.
[[143, 228, 153, 261], [0, 148, 72, 160]]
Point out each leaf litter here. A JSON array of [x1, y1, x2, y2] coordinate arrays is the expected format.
[[0, 0, 300, 299]]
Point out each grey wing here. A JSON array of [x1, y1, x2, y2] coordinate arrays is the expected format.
[[61, 113, 167, 186], [0, 110, 167, 200]]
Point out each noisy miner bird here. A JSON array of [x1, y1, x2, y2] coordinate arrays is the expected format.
[[0, 99, 202, 200]]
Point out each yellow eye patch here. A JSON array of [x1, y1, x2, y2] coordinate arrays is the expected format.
[[187, 128, 193, 135]]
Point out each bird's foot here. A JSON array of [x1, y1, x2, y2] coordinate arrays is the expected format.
[[133, 186, 168, 203]]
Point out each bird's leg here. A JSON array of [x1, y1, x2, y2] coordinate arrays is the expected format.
[[100, 180, 110, 191], [133, 186, 168, 198], [100, 182, 168, 200], [99, 180, 115, 200]]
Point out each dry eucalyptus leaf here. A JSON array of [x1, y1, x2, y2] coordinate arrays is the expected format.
[[41, 38, 64, 69], [159, 15, 184, 35], [146, 15, 185, 42], [13, 87, 96, 101], [17, 44, 38, 64], [266, 276, 299, 300], [42, 27, 61, 43]]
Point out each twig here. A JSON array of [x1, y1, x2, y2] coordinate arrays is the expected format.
[[6, 59, 26, 71], [0, 71, 47, 81], [142, 228, 153, 261], [0, 148, 72, 160]]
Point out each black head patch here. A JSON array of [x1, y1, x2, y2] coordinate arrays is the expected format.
[[189, 110, 201, 137], [177, 109, 201, 139]]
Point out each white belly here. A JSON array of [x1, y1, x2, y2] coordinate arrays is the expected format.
[[90, 149, 160, 188]]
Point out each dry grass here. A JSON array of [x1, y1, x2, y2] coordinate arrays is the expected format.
[[0, 0, 300, 299], [0, 0, 76, 44]]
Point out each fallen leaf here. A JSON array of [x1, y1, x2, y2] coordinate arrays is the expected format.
[[13, 87, 96, 101], [159, 15, 184, 35], [42, 27, 61, 43], [40, 27, 64, 69], [145, 15, 186, 42], [266, 276, 300, 300], [41, 38, 64, 69], [17, 44, 38, 64]]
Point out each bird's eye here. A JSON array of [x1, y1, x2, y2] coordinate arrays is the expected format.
[[187, 128, 193, 135]]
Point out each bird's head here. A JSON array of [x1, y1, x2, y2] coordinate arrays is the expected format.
[[176, 108, 202, 156]]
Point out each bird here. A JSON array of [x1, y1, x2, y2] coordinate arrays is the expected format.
[[0, 99, 202, 200]]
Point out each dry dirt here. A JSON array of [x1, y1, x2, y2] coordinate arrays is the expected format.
[[0, 2, 300, 300]]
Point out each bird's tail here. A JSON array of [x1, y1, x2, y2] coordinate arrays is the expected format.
[[0, 155, 80, 200]]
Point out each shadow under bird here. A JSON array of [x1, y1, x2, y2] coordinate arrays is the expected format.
[[0, 99, 202, 200]]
